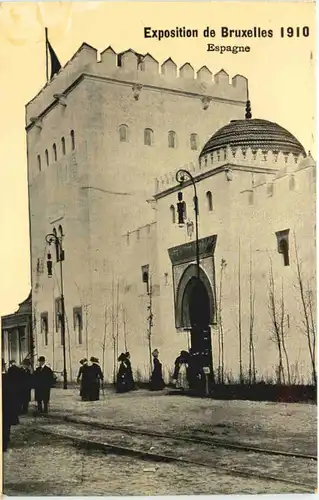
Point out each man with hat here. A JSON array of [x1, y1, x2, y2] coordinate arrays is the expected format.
[[77, 358, 90, 401], [88, 357, 104, 401], [33, 356, 54, 414], [2, 358, 19, 451]]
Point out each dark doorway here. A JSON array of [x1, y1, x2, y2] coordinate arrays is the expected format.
[[182, 277, 213, 390]]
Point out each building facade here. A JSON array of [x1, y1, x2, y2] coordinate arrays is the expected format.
[[26, 42, 315, 384], [1, 292, 33, 366]]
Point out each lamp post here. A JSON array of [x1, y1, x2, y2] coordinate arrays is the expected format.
[[176, 169, 200, 279], [45, 232, 68, 389]]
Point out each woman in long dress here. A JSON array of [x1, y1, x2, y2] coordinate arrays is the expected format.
[[175, 350, 190, 391], [116, 353, 130, 393], [149, 349, 165, 391]]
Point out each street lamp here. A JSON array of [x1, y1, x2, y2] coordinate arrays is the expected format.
[[45, 232, 68, 389], [176, 169, 200, 279]]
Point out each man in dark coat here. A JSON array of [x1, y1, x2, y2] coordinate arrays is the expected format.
[[20, 359, 33, 414], [88, 357, 104, 401], [2, 358, 19, 452], [7, 360, 24, 416], [77, 358, 90, 401], [33, 356, 54, 413]]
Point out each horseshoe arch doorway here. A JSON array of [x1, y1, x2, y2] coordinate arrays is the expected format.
[[176, 265, 214, 372]]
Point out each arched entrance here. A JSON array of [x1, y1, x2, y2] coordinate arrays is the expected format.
[[182, 277, 213, 376]]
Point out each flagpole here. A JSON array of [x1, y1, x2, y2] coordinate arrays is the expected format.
[[45, 27, 49, 82]]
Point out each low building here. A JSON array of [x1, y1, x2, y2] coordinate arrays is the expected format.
[[1, 292, 34, 366]]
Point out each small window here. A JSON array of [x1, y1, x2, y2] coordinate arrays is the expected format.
[[70, 130, 75, 150], [141, 265, 150, 293], [55, 297, 63, 339], [37, 154, 41, 172], [53, 143, 57, 162], [41, 312, 49, 346], [61, 137, 66, 155], [190, 133, 198, 151], [182, 201, 187, 220], [144, 128, 153, 146], [170, 205, 176, 224], [45, 149, 49, 166], [73, 307, 83, 345], [276, 229, 290, 267], [119, 124, 128, 142], [206, 191, 213, 211], [289, 176, 295, 191], [168, 130, 177, 148]]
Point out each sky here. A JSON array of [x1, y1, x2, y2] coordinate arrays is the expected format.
[[0, 1, 315, 316]]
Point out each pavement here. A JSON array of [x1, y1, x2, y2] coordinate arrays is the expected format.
[[43, 387, 317, 455], [3, 388, 317, 495]]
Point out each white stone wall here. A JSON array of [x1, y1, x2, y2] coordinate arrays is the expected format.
[[27, 45, 247, 381]]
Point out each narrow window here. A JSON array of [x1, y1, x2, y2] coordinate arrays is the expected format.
[[53, 143, 57, 162], [276, 229, 290, 267], [61, 137, 66, 155], [170, 205, 176, 224], [73, 307, 83, 345], [119, 124, 128, 142], [182, 201, 187, 219], [142, 265, 149, 294], [45, 149, 49, 166], [70, 130, 75, 150], [289, 176, 295, 191], [190, 133, 198, 151], [55, 297, 63, 340], [168, 130, 177, 149], [144, 128, 153, 146], [37, 154, 41, 172], [40, 312, 49, 346], [206, 191, 213, 211]]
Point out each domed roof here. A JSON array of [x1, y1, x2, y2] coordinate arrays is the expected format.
[[200, 118, 306, 158]]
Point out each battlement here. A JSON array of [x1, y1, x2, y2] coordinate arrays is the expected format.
[[26, 44, 248, 126], [122, 221, 156, 247], [154, 146, 307, 195]]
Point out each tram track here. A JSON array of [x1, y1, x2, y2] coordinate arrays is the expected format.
[[31, 415, 316, 492], [45, 412, 317, 461]]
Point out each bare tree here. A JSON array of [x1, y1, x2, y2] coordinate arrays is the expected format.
[[238, 239, 243, 383], [102, 304, 107, 377], [217, 258, 227, 384], [279, 280, 291, 384], [268, 260, 285, 384], [122, 305, 128, 352], [293, 232, 316, 385], [147, 274, 153, 378], [248, 248, 256, 384], [111, 278, 116, 384]]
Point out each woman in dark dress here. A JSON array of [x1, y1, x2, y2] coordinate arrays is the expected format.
[[149, 349, 165, 391], [87, 357, 104, 401], [77, 358, 90, 401], [116, 353, 130, 393], [124, 352, 136, 391]]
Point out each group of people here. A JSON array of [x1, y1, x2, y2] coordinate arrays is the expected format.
[[2, 355, 55, 452], [76, 357, 104, 401], [115, 349, 166, 393], [172, 349, 207, 393]]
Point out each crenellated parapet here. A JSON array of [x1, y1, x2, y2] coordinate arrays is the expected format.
[[155, 147, 315, 196], [26, 44, 248, 127]]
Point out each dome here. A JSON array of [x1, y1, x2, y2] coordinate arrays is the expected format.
[[200, 118, 306, 159]]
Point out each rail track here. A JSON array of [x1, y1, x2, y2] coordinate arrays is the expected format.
[[31, 415, 316, 492]]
